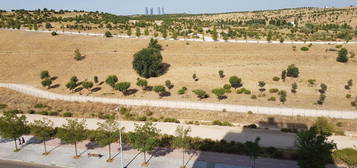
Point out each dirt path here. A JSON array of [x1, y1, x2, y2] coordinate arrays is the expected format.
[[1, 83, 357, 119]]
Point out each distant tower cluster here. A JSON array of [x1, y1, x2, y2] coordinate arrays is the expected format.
[[145, 7, 165, 15]]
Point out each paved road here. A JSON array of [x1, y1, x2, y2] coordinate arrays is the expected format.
[[1, 28, 357, 45], [1, 83, 357, 119], [0, 159, 59, 168]]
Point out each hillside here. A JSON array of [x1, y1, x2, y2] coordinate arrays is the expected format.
[[0, 7, 357, 42], [0, 29, 357, 111]]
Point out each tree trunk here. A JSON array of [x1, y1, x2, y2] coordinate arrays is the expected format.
[[143, 152, 146, 164], [182, 149, 185, 168], [14, 138, 18, 150], [74, 142, 78, 157], [108, 143, 111, 160], [43, 140, 47, 153]]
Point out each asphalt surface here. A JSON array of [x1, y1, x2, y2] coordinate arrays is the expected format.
[[0, 160, 60, 168]]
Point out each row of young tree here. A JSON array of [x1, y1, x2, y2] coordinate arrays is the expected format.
[[0, 110, 345, 168]]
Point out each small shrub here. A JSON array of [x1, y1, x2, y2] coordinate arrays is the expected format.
[[268, 97, 276, 101], [346, 94, 352, 99], [39, 111, 48, 115], [308, 79, 316, 86], [104, 31, 113, 37], [272, 76, 280, 81], [0, 104, 7, 110], [163, 117, 180, 123], [27, 110, 35, 114], [335, 45, 342, 48], [281, 128, 298, 133], [63, 112, 73, 117], [145, 111, 153, 116], [247, 111, 253, 115], [269, 88, 279, 93], [34, 103, 47, 108], [251, 95, 257, 99], [243, 124, 258, 129], [337, 48, 349, 63], [218, 70, 225, 78], [300, 47, 309, 51], [49, 111, 59, 116], [51, 31, 57, 36]]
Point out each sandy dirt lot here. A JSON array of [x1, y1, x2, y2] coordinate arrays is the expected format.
[[0, 30, 357, 111]]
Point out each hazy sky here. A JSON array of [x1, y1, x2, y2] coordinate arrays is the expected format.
[[0, 0, 356, 15]]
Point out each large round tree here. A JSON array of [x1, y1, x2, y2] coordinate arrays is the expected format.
[[133, 48, 163, 78]]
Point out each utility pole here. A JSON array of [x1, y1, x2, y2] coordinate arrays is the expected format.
[[119, 121, 124, 168]]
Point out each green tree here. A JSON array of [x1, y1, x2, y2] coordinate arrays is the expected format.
[[144, 27, 149, 36], [211, 27, 218, 41], [172, 31, 178, 40], [212, 88, 226, 100], [82, 80, 93, 93], [70, 76, 79, 83], [337, 48, 349, 63], [136, 27, 141, 37], [104, 31, 112, 38], [312, 117, 343, 135], [153, 85, 166, 98], [66, 80, 77, 92], [267, 31, 272, 42], [115, 82, 131, 95], [94, 119, 121, 161], [127, 28, 132, 36], [162, 28, 168, 39], [258, 81, 266, 94], [296, 126, 336, 168], [165, 80, 174, 89], [291, 82, 298, 94], [74, 48, 84, 61], [192, 89, 208, 100], [229, 76, 242, 89], [128, 122, 160, 165], [218, 70, 225, 78], [41, 78, 52, 89], [245, 137, 261, 168], [0, 112, 28, 151], [105, 75, 118, 88], [40, 70, 50, 79], [30, 118, 55, 155], [286, 64, 299, 78], [172, 126, 191, 168], [148, 38, 162, 50], [136, 78, 148, 90], [57, 119, 87, 158], [133, 48, 163, 78], [279, 90, 287, 104], [281, 70, 286, 82]]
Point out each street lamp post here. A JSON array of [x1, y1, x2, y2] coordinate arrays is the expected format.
[[119, 121, 124, 168]]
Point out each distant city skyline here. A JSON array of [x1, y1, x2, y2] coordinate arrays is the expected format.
[[0, 0, 356, 15]]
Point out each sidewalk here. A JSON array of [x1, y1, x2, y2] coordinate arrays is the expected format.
[[0, 135, 298, 168]]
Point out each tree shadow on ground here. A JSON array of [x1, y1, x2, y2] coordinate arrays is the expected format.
[[124, 151, 141, 168], [149, 147, 173, 157], [49, 84, 60, 89], [125, 89, 138, 96], [91, 87, 101, 93], [98, 81, 104, 86], [50, 76, 58, 81], [161, 63, 171, 76], [74, 87, 83, 93], [0, 138, 12, 143]]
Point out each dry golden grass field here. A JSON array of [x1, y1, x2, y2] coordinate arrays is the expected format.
[[0, 30, 357, 111]]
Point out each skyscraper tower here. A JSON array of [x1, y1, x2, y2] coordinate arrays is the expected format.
[[161, 7, 165, 15], [150, 8, 154, 15], [145, 7, 149, 15], [157, 7, 161, 15]]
